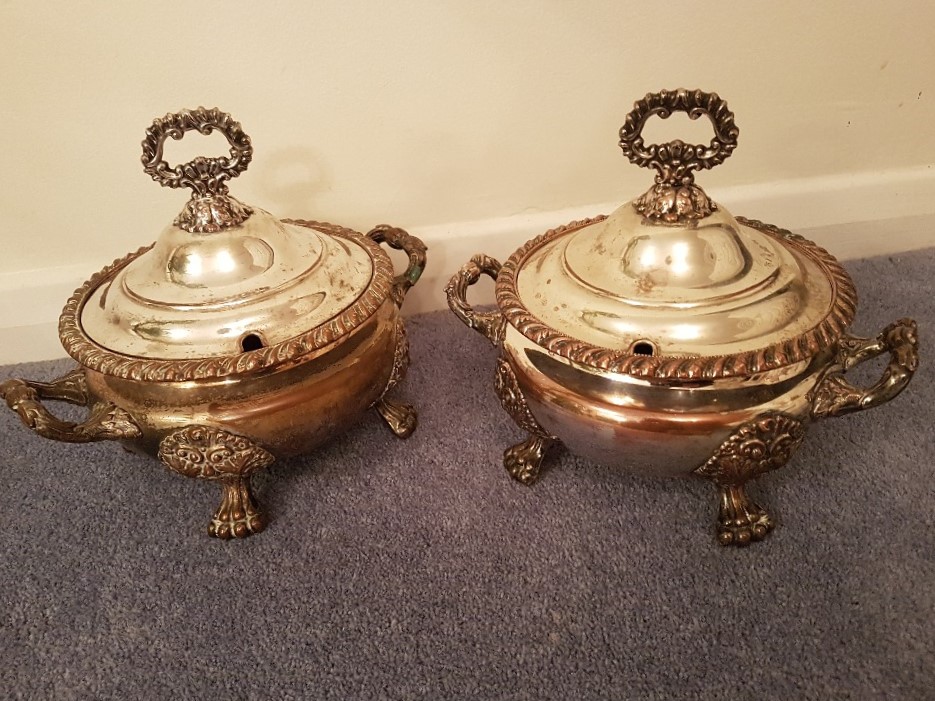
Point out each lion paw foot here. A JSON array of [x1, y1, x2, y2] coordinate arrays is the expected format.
[[503, 435, 552, 485], [209, 478, 265, 540], [716, 485, 773, 546]]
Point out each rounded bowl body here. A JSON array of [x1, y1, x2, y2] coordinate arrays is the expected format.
[[502, 325, 833, 477], [85, 298, 401, 459]]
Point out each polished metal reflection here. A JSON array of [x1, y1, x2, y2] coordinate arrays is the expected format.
[[446, 88, 919, 547], [516, 204, 833, 357], [0, 107, 428, 540], [82, 211, 373, 359]]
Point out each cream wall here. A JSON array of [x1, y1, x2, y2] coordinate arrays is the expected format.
[[1, 1, 934, 362]]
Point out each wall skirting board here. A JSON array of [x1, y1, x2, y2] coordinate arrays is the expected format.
[[1, 166, 933, 365]]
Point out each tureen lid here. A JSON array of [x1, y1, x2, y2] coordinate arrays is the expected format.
[[72, 108, 390, 364], [499, 90, 857, 379]]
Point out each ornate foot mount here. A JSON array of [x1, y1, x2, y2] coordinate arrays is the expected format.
[[372, 318, 417, 439], [383, 318, 410, 396], [375, 398, 418, 439], [504, 435, 554, 485], [158, 425, 275, 539], [695, 413, 805, 547], [495, 357, 556, 485]]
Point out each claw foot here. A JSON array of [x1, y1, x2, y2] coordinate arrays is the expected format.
[[209, 478, 266, 540], [504, 435, 552, 485], [716, 484, 773, 546], [375, 398, 417, 438]]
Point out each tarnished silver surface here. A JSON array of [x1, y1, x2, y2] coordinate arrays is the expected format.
[[618, 89, 738, 224], [158, 425, 274, 539], [811, 318, 919, 418], [501, 324, 829, 478], [0, 107, 428, 539], [696, 413, 806, 545], [141, 107, 254, 232], [447, 88, 919, 546]]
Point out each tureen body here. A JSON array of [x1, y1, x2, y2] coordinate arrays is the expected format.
[[1, 108, 427, 539], [447, 90, 918, 546]]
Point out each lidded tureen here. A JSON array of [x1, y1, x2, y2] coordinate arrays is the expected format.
[[447, 89, 918, 546], [1, 108, 426, 539]]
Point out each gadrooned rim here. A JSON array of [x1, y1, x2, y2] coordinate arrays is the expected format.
[[495, 215, 858, 381], [58, 220, 395, 382]]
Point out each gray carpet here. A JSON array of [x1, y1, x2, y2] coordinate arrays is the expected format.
[[1, 248, 933, 700]]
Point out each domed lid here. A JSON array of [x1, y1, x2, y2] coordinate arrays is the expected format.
[[498, 90, 857, 380], [74, 108, 383, 363]]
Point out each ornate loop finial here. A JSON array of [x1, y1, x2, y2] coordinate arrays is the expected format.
[[141, 107, 254, 232], [141, 107, 252, 195], [618, 89, 739, 224]]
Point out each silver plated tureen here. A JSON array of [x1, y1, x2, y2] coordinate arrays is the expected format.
[[446, 89, 919, 546], [1, 108, 427, 539]]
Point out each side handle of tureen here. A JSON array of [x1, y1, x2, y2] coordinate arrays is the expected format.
[[446, 255, 558, 484], [363, 225, 426, 439], [445, 254, 507, 346], [810, 318, 919, 419], [366, 225, 427, 307], [0, 368, 142, 443]]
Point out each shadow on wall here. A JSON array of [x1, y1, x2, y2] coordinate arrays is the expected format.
[[252, 146, 334, 218]]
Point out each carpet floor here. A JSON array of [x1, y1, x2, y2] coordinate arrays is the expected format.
[[1, 248, 933, 700]]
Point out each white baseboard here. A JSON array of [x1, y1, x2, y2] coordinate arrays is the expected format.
[[2, 166, 933, 365]]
